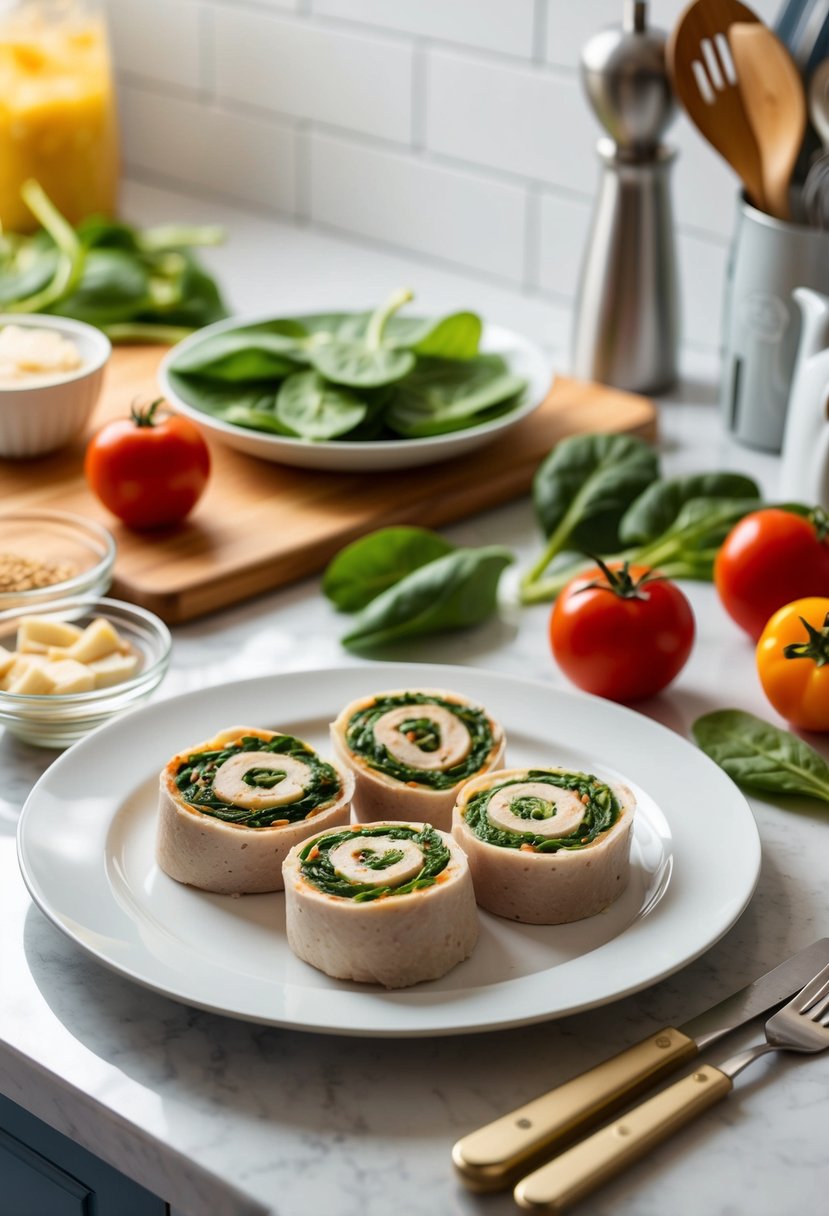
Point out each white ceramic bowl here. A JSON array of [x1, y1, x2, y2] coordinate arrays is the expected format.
[[0, 314, 111, 458], [160, 318, 552, 471]]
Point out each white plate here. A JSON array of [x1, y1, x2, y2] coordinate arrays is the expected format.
[[159, 318, 551, 471], [17, 664, 760, 1037]]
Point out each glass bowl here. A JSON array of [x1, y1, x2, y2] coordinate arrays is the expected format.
[[0, 596, 171, 748], [0, 510, 116, 613]]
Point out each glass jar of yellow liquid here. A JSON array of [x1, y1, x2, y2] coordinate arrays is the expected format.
[[0, 0, 119, 232]]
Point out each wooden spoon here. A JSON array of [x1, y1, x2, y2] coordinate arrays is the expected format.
[[668, 0, 767, 211], [729, 22, 807, 220]]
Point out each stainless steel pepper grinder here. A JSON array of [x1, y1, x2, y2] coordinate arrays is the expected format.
[[571, 0, 679, 394]]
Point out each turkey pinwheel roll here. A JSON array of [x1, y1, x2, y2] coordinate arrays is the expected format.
[[330, 689, 505, 832], [156, 726, 353, 895], [452, 767, 635, 925], [283, 821, 478, 988]]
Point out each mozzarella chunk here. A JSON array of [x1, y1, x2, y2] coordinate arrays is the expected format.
[[44, 659, 96, 694], [88, 651, 140, 688], [9, 661, 53, 694], [17, 618, 83, 653], [67, 617, 128, 663]]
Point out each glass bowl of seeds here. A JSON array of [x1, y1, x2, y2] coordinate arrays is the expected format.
[[0, 510, 116, 613]]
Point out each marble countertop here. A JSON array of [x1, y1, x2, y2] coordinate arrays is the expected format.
[[1, 181, 827, 1216]]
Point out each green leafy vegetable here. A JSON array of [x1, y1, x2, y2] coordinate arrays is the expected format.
[[0, 180, 227, 341], [386, 355, 526, 438], [276, 371, 366, 440], [170, 322, 308, 381], [164, 289, 528, 444], [310, 288, 417, 387], [341, 545, 513, 651], [520, 434, 659, 601], [388, 310, 482, 358], [323, 526, 456, 612], [692, 710, 829, 804], [619, 473, 761, 545]]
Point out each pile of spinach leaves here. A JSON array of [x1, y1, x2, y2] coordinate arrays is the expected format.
[[166, 287, 528, 442], [322, 433, 771, 649], [0, 180, 227, 343], [518, 433, 763, 604]]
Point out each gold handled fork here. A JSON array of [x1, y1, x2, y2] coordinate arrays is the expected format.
[[514, 960, 829, 1213]]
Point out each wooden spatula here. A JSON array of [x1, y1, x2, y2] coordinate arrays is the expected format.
[[668, 0, 766, 211], [729, 22, 807, 220]]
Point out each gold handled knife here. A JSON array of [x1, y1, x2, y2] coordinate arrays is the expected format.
[[452, 937, 829, 1191]]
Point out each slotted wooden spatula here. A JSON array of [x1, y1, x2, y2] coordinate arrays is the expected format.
[[668, 0, 766, 211], [729, 21, 806, 219]]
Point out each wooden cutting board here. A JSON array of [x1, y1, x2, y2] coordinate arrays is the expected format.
[[1, 346, 657, 623]]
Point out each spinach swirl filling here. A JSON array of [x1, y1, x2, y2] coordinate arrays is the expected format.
[[174, 733, 340, 828], [464, 770, 620, 853], [299, 824, 450, 902], [346, 692, 494, 790]]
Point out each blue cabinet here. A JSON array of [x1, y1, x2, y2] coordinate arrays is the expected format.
[[0, 1093, 168, 1216]]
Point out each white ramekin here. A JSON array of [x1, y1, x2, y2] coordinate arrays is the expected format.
[[0, 314, 111, 458]]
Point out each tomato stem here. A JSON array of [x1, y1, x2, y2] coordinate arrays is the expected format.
[[130, 398, 164, 428], [576, 557, 661, 601], [783, 612, 829, 668]]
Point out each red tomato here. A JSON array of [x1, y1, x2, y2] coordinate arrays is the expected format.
[[714, 508, 829, 640], [85, 399, 210, 529], [549, 561, 695, 703]]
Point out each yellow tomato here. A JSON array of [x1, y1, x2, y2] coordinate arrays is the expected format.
[[756, 597, 829, 731]]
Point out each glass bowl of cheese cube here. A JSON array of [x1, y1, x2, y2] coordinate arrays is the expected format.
[[0, 597, 171, 747]]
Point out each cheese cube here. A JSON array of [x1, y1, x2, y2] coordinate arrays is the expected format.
[[0, 649, 15, 683], [67, 618, 127, 664], [46, 647, 74, 661], [88, 651, 140, 689], [18, 617, 83, 653], [44, 659, 96, 695], [9, 662, 54, 695]]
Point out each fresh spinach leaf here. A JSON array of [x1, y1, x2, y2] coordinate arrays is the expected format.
[[631, 497, 761, 573], [219, 404, 295, 434], [48, 248, 151, 326], [276, 371, 366, 440], [383, 310, 482, 358], [386, 355, 526, 438], [692, 710, 829, 804], [310, 289, 416, 388], [166, 372, 280, 421], [170, 322, 308, 381], [323, 527, 456, 612], [1, 181, 227, 339], [521, 434, 659, 600], [341, 546, 513, 651], [620, 473, 761, 544]]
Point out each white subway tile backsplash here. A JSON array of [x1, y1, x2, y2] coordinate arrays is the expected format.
[[309, 134, 528, 281], [120, 86, 297, 215], [312, 0, 537, 59], [426, 50, 598, 194], [107, 0, 203, 92], [107, 0, 772, 353], [214, 9, 413, 144], [538, 192, 592, 299]]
